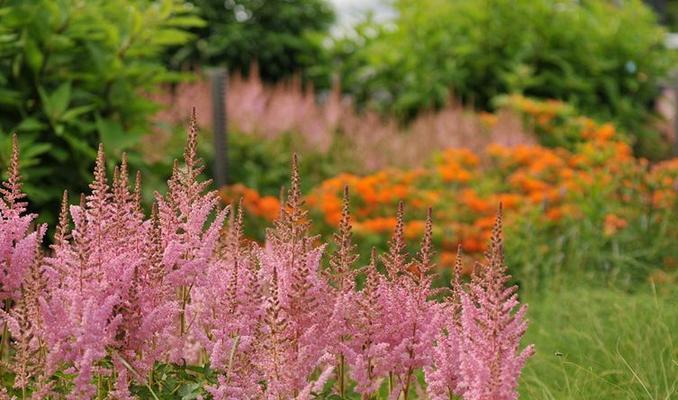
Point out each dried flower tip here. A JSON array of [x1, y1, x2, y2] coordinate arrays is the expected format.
[[184, 107, 199, 171], [55, 190, 70, 244]]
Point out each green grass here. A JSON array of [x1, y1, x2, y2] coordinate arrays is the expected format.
[[520, 285, 677, 399]]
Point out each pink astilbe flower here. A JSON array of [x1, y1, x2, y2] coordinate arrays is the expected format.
[[377, 205, 441, 400], [341, 248, 390, 395], [155, 110, 229, 362], [456, 207, 535, 400], [0, 258, 54, 399], [325, 186, 359, 397], [41, 147, 136, 399], [255, 155, 336, 398], [41, 150, 174, 399], [108, 162, 176, 400], [340, 205, 441, 400], [197, 203, 265, 399], [0, 134, 46, 303], [425, 246, 465, 400]]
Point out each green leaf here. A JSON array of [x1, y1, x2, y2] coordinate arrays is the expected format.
[[166, 16, 206, 28], [23, 36, 43, 73], [39, 82, 72, 123], [61, 104, 96, 122], [62, 134, 96, 159], [0, 88, 21, 106], [16, 117, 47, 131], [151, 29, 194, 46]]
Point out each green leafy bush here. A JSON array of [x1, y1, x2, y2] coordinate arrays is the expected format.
[[333, 0, 673, 146], [0, 0, 200, 222]]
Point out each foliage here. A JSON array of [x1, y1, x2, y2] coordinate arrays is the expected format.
[[0, 119, 532, 399], [167, 0, 335, 85], [227, 131, 352, 196], [0, 0, 200, 223], [331, 0, 673, 145], [227, 101, 678, 292]]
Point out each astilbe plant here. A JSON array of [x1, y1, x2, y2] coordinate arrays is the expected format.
[[0, 135, 48, 398], [40, 148, 175, 400], [255, 155, 336, 398], [0, 117, 534, 399], [426, 208, 535, 400], [155, 110, 229, 363], [0, 135, 46, 305], [456, 207, 535, 400]]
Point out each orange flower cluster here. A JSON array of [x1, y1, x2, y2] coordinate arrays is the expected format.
[[222, 98, 677, 272], [603, 213, 628, 237], [435, 148, 478, 183], [499, 94, 573, 129]]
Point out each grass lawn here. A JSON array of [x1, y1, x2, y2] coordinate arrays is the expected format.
[[520, 285, 677, 399]]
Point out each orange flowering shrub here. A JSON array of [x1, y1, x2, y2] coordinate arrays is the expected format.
[[496, 94, 631, 152], [222, 99, 677, 288]]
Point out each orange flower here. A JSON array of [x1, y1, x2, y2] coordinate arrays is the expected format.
[[486, 143, 510, 159], [603, 214, 627, 236], [545, 207, 563, 221], [258, 196, 281, 221], [474, 216, 496, 230], [439, 251, 458, 267], [461, 189, 492, 214], [494, 193, 521, 210], [595, 123, 615, 141], [461, 236, 486, 253], [358, 217, 398, 234], [479, 112, 498, 128], [438, 164, 472, 183], [405, 220, 426, 239]]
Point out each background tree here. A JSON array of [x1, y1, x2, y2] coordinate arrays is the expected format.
[[167, 0, 336, 86], [331, 0, 674, 158]]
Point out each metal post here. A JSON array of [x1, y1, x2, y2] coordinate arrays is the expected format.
[[673, 85, 678, 156], [210, 67, 228, 187]]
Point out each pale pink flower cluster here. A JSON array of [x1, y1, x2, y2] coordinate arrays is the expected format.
[[148, 68, 534, 171], [0, 135, 45, 303], [425, 217, 536, 400], [1, 118, 533, 399]]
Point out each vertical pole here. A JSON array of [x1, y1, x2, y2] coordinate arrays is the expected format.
[[211, 67, 228, 187], [673, 85, 678, 156]]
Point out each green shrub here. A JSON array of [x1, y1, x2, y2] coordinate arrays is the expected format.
[[333, 0, 673, 146], [0, 0, 200, 222]]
